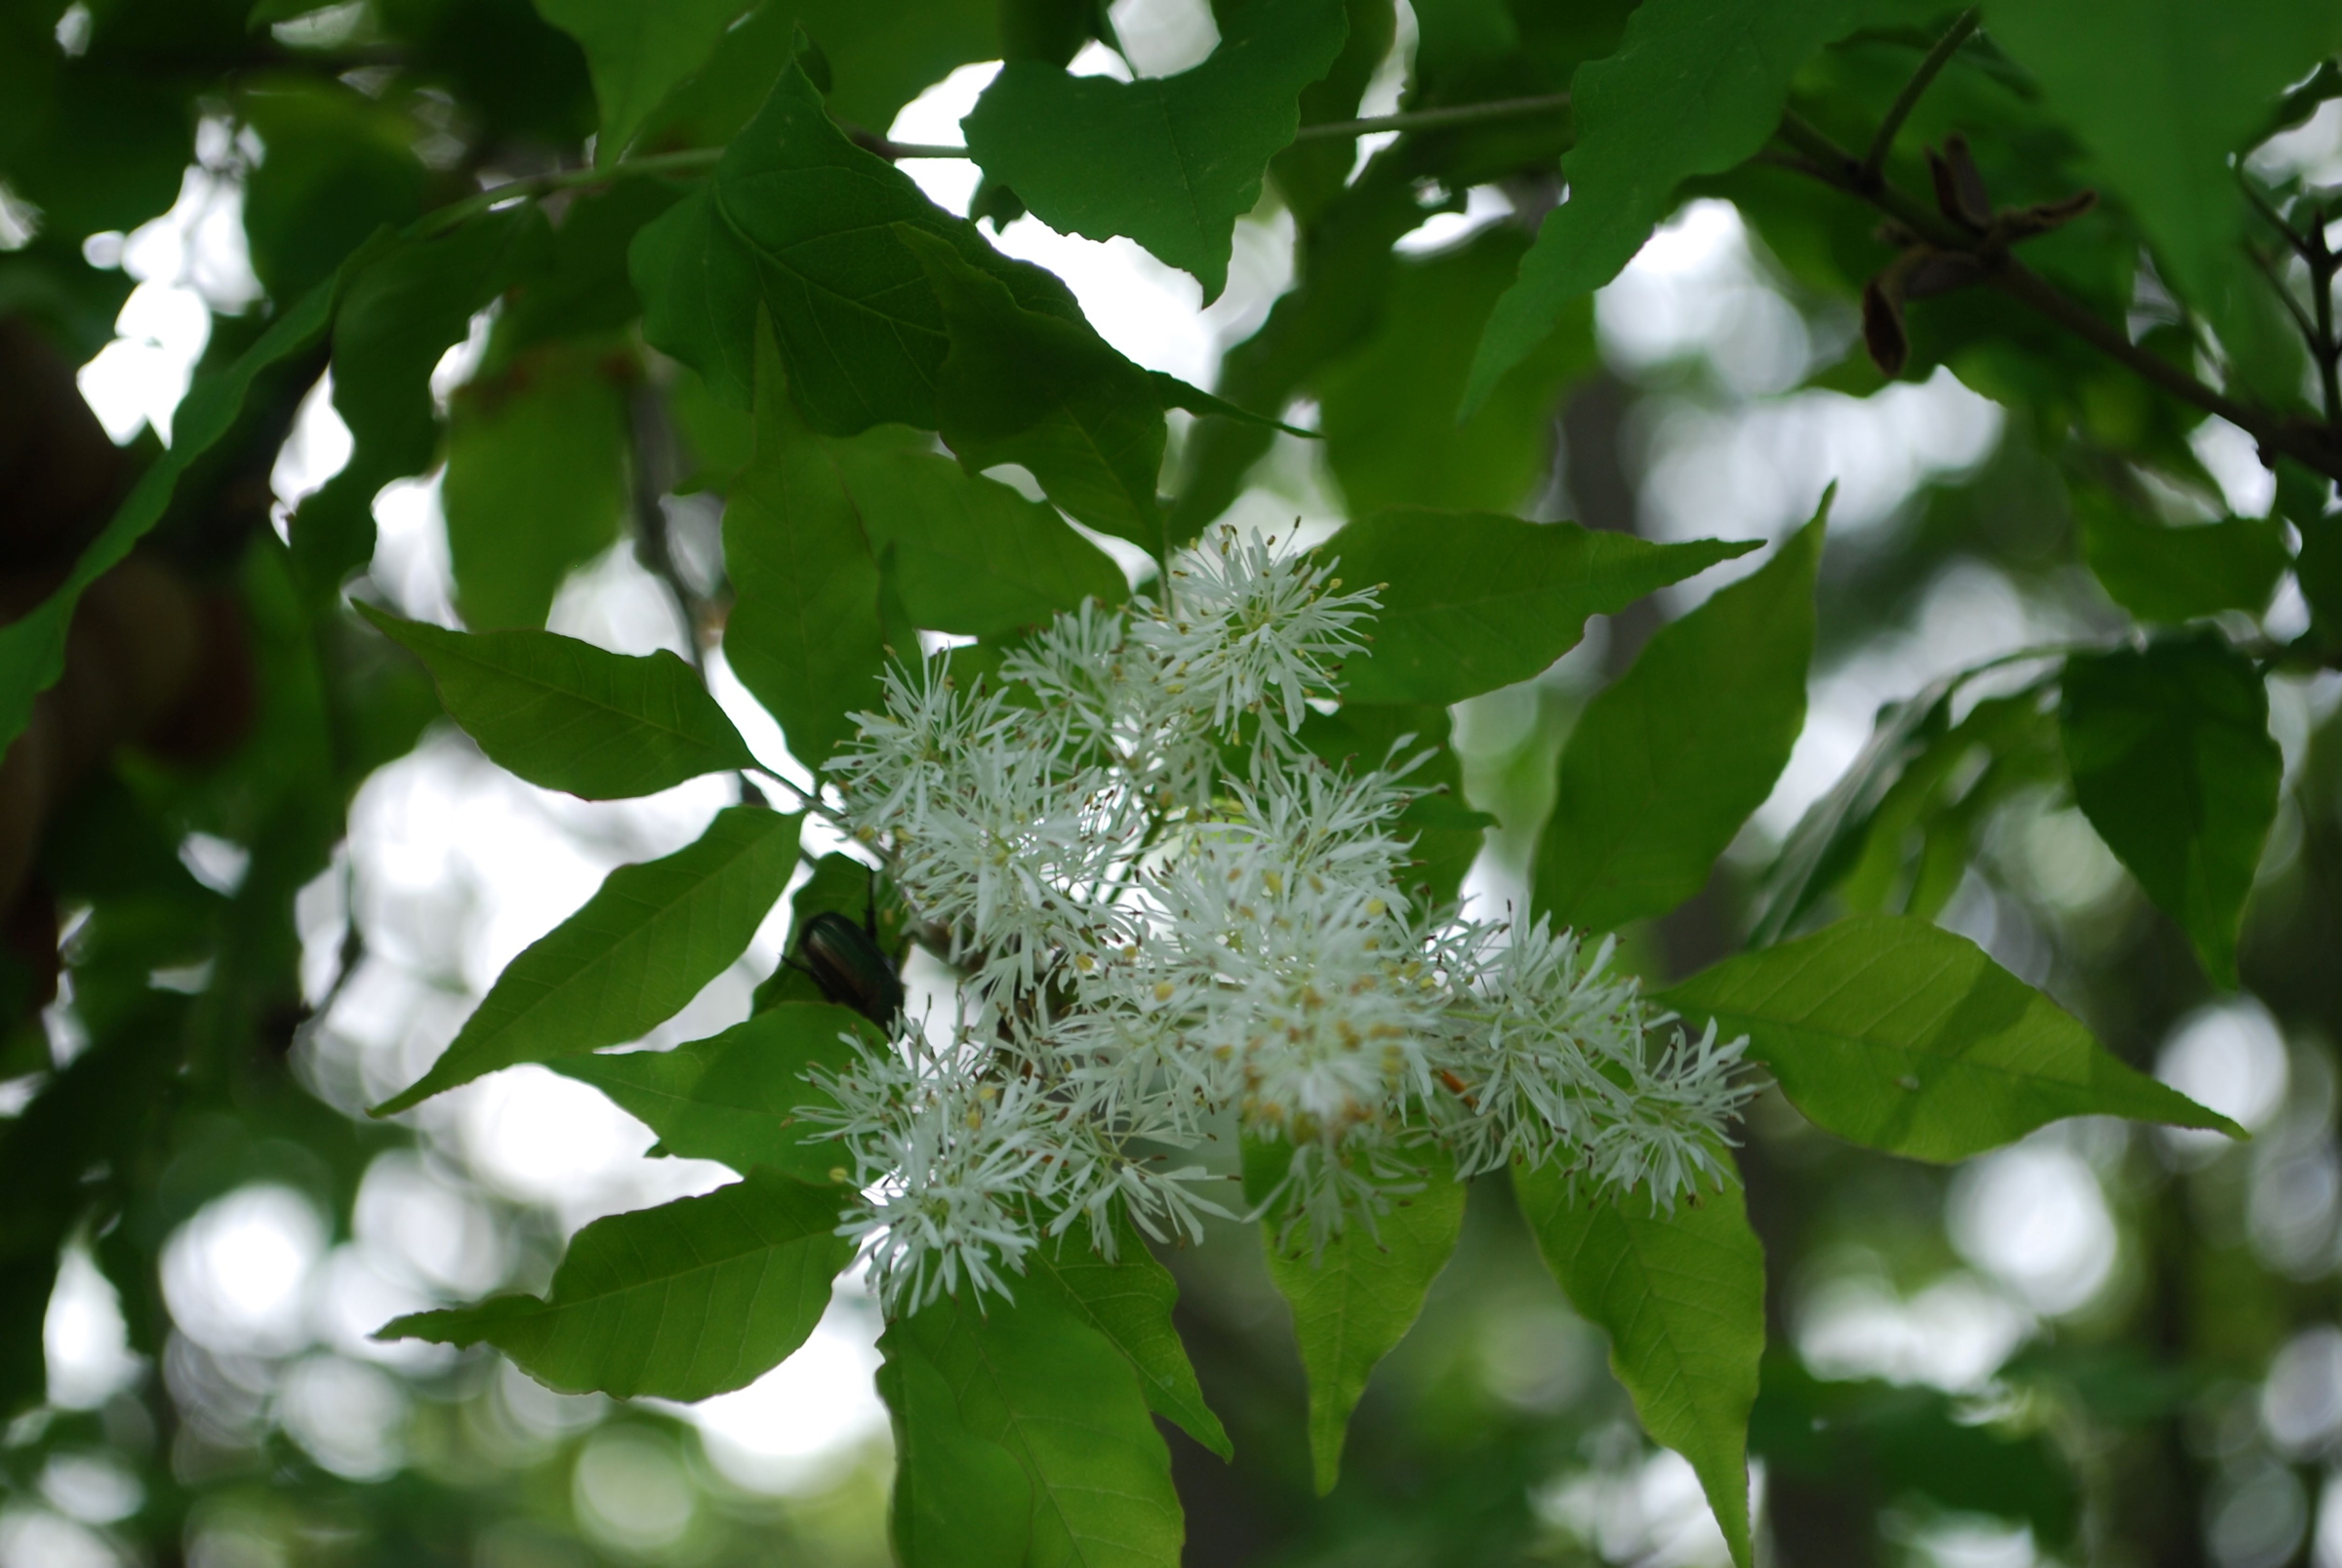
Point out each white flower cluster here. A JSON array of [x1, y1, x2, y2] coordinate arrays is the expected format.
[[806, 527, 1753, 1312]]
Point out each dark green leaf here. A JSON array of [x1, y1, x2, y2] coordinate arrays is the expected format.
[[442, 362, 633, 630], [1319, 231, 1594, 516], [823, 431, 1129, 635], [554, 1002, 871, 1182], [882, 1285, 1185, 1567], [534, 0, 748, 163], [1324, 507, 1758, 705], [1026, 1221, 1232, 1461], [1464, 0, 1897, 411], [1981, 0, 2342, 402], [2060, 633, 2281, 986], [721, 330, 892, 763], [292, 210, 554, 596], [1514, 1162, 1763, 1568], [627, 55, 1086, 426], [1659, 913, 2243, 1160], [2080, 498, 2291, 624], [960, 0, 1350, 299], [379, 1168, 851, 1398], [374, 805, 800, 1113], [908, 226, 1170, 553], [356, 608, 757, 799], [1249, 1141, 1466, 1495], [1535, 510, 1823, 932]]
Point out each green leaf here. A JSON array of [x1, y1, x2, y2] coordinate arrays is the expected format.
[[373, 805, 800, 1114], [882, 1285, 1185, 1567], [357, 609, 755, 799], [442, 345, 629, 631], [721, 329, 891, 763], [2080, 498, 2292, 625], [1323, 508, 1759, 706], [959, 0, 1351, 299], [1535, 509, 1823, 932], [553, 1002, 871, 1183], [292, 210, 554, 596], [2059, 633, 2282, 987], [878, 1331, 1035, 1568], [823, 431, 1129, 636], [907, 225, 1170, 554], [1513, 1163, 1763, 1568], [627, 54, 1087, 427], [533, 0, 748, 163], [1658, 913, 2243, 1161], [1980, 0, 2342, 402], [379, 1168, 851, 1399], [1319, 231, 1595, 516], [1025, 1222, 1232, 1461], [0, 269, 340, 753], [1746, 674, 1958, 946], [1248, 1141, 1467, 1495], [1461, 0, 1879, 414]]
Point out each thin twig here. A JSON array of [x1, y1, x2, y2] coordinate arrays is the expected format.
[[1772, 110, 2342, 483], [415, 147, 723, 237], [1291, 93, 1572, 142], [1862, 7, 1980, 181], [2242, 177, 2318, 264]]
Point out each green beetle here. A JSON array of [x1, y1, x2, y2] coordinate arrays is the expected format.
[[789, 905, 907, 1027]]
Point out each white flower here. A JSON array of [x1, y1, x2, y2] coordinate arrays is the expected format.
[[1138, 526, 1377, 740], [801, 541, 1756, 1313], [1433, 919, 1753, 1205]]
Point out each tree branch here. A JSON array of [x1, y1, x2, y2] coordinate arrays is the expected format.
[[1861, 7, 1979, 182], [1772, 111, 2342, 483]]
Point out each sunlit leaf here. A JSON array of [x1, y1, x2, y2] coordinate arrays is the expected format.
[[1026, 1221, 1232, 1460], [1248, 1141, 1466, 1495], [1535, 508, 1822, 932], [1514, 1163, 1763, 1568], [1659, 913, 2243, 1160]]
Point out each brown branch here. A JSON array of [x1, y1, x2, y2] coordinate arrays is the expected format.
[[1772, 112, 2342, 483]]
